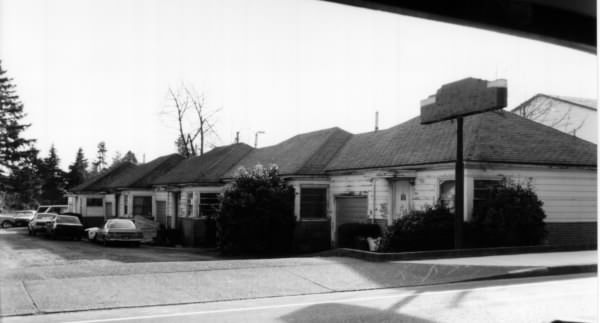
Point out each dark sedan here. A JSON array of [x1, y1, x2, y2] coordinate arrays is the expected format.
[[87, 219, 143, 246], [48, 215, 84, 240]]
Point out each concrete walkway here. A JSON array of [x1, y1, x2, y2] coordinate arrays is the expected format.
[[0, 251, 596, 317]]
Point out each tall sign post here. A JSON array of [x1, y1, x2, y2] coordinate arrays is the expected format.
[[420, 78, 507, 249]]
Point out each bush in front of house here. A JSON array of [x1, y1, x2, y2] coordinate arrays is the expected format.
[[379, 204, 454, 252], [217, 164, 295, 255], [468, 181, 547, 247], [337, 222, 382, 249]]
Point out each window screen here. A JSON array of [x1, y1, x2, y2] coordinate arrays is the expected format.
[[300, 188, 327, 219], [199, 193, 220, 217], [473, 180, 502, 212], [87, 198, 103, 207], [133, 196, 152, 218]]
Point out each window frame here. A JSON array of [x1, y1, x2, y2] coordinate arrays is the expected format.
[[198, 193, 220, 218], [86, 198, 104, 207], [299, 186, 328, 220], [132, 196, 153, 218]]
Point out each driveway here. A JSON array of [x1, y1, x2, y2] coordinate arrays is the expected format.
[[0, 227, 219, 272]]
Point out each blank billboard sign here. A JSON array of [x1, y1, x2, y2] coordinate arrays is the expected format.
[[420, 78, 507, 124]]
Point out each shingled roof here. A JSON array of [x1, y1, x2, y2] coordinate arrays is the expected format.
[[152, 143, 253, 186], [70, 162, 137, 193], [106, 154, 184, 189], [225, 127, 352, 177], [326, 110, 597, 171]]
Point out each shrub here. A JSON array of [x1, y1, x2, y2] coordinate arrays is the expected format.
[[337, 223, 382, 249], [217, 164, 295, 254], [468, 181, 546, 247], [379, 205, 454, 252]]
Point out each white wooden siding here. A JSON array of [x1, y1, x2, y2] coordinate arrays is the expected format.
[[330, 165, 597, 230], [464, 166, 596, 222]]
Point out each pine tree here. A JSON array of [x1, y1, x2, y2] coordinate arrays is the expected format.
[[0, 61, 40, 209], [91, 141, 107, 174], [122, 150, 138, 164], [110, 150, 123, 168], [67, 148, 88, 189], [38, 145, 67, 204], [0, 60, 36, 175]]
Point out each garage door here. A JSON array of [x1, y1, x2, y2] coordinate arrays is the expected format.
[[335, 196, 368, 227]]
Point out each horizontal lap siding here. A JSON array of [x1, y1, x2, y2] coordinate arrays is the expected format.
[[467, 167, 597, 223], [413, 169, 453, 210]]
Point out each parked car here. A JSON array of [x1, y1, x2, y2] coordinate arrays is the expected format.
[[0, 212, 15, 228], [87, 219, 143, 246], [35, 205, 69, 215], [47, 215, 84, 240], [28, 213, 56, 236], [13, 210, 36, 226]]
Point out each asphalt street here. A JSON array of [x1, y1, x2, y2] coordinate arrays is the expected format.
[[2, 274, 596, 323], [1, 226, 597, 322]]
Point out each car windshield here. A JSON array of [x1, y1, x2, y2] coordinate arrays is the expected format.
[[37, 214, 54, 220], [57, 216, 81, 224], [36, 207, 46, 213], [107, 220, 136, 230]]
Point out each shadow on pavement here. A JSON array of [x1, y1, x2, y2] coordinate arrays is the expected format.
[[280, 303, 435, 323]]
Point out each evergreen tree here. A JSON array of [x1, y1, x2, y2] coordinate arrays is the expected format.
[[110, 150, 123, 168], [38, 145, 67, 204], [91, 141, 107, 174], [0, 60, 36, 176], [0, 61, 40, 209], [122, 150, 138, 164], [67, 148, 88, 189]]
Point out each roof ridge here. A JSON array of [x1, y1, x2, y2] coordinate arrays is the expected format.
[[71, 161, 135, 192], [128, 154, 184, 187]]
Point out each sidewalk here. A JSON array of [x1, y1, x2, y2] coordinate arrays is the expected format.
[[1, 251, 596, 317]]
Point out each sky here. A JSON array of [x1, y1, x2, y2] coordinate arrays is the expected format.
[[0, 0, 597, 169]]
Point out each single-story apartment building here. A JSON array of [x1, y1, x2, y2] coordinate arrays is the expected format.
[[324, 110, 597, 246], [223, 127, 353, 251], [67, 162, 137, 227], [67, 154, 184, 235], [151, 143, 253, 245]]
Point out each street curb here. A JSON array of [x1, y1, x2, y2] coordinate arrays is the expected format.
[[464, 264, 598, 282], [318, 245, 597, 262]]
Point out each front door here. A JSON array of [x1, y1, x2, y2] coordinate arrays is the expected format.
[[392, 180, 412, 220], [173, 192, 180, 230]]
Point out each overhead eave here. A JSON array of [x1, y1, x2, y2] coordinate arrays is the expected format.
[[324, 0, 596, 53]]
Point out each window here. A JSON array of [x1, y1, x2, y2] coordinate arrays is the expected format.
[[439, 180, 455, 212], [133, 196, 152, 218], [300, 188, 327, 219], [473, 180, 502, 212], [107, 219, 136, 230], [199, 193, 220, 217], [186, 192, 194, 217], [87, 198, 103, 207]]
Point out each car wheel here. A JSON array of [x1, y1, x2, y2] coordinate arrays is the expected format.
[[1, 221, 13, 229]]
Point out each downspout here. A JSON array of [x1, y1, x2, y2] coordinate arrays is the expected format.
[[371, 178, 376, 224]]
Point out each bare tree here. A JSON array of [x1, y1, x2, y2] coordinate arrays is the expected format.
[[163, 84, 220, 158], [517, 99, 585, 135]]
